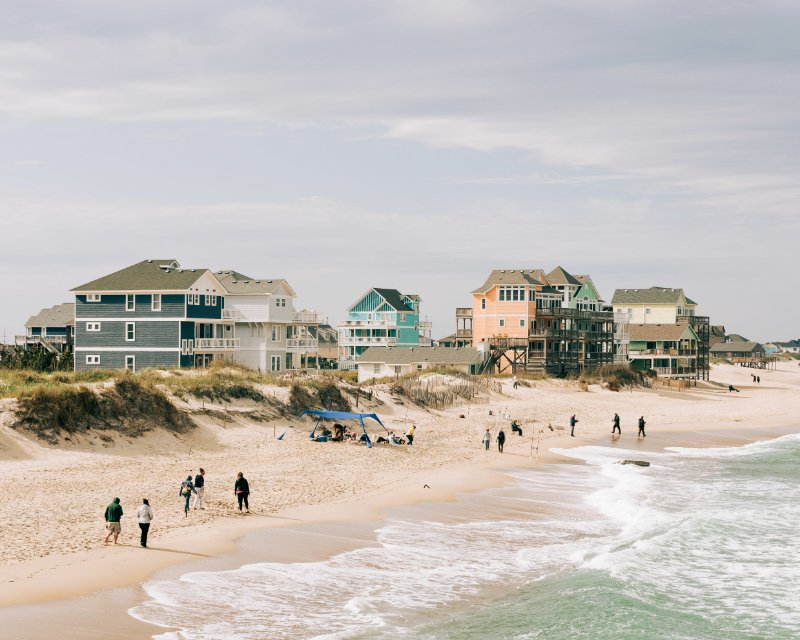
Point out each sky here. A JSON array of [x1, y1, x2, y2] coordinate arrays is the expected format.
[[1, 0, 798, 342]]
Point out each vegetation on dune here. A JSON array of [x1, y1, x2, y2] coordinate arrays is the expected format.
[[390, 370, 502, 409], [578, 364, 654, 391], [0, 369, 117, 399], [161, 371, 267, 403], [288, 382, 351, 415], [0, 344, 74, 372], [14, 376, 194, 444]]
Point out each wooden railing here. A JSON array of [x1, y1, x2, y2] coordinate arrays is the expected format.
[[194, 338, 240, 351], [292, 311, 326, 324], [286, 337, 319, 350]]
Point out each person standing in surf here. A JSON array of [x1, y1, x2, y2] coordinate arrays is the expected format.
[[612, 413, 621, 435], [638, 416, 647, 438], [570, 414, 578, 437]]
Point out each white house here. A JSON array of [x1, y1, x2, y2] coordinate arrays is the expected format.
[[356, 346, 487, 382]]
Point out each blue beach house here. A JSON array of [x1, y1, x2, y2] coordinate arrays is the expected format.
[[72, 259, 235, 371], [337, 288, 432, 369]]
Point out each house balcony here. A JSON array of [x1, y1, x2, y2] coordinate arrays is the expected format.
[[15, 334, 68, 345], [338, 319, 395, 330], [286, 337, 319, 351], [194, 338, 240, 352], [221, 309, 241, 320], [418, 336, 432, 347], [338, 358, 359, 371], [292, 311, 326, 324], [629, 349, 697, 357], [339, 335, 398, 347], [456, 329, 473, 338], [456, 307, 472, 317]]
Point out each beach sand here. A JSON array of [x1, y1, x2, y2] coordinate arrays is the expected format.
[[0, 361, 798, 638]]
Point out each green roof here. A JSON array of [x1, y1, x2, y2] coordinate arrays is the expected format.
[[25, 303, 75, 328], [545, 266, 582, 286], [215, 270, 293, 295], [357, 346, 485, 366], [612, 286, 691, 305], [72, 259, 212, 292], [373, 288, 415, 312]]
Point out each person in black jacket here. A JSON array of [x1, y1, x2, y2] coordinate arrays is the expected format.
[[638, 416, 647, 438], [497, 429, 506, 453], [612, 413, 621, 435], [193, 468, 205, 510], [234, 472, 250, 512]]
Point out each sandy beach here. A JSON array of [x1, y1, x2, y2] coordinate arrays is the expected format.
[[0, 361, 798, 638]]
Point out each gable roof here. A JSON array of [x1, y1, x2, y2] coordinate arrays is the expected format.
[[726, 334, 750, 343], [25, 303, 75, 328], [711, 325, 726, 337], [629, 322, 696, 342], [472, 269, 544, 294], [357, 346, 486, 366], [710, 342, 765, 354], [545, 266, 582, 286], [72, 259, 213, 292], [215, 270, 295, 295], [612, 286, 690, 305], [372, 288, 415, 312]]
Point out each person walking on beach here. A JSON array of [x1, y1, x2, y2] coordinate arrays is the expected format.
[[570, 415, 578, 437], [104, 497, 123, 545], [497, 428, 506, 453], [179, 475, 196, 517], [638, 416, 647, 438], [235, 472, 250, 512], [405, 424, 416, 446], [137, 498, 153, 548], [483, 428, 491, 451], [193, 468, 206, 510], [512, 374, 519, 390], [757, 376, 761, 384], [612, 413, 621, 435]]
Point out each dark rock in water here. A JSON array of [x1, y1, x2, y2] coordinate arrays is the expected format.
[[620, 459, 651, 467]]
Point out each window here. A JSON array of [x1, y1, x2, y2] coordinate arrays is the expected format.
[[181, 339, 195, 356], [126, 322, 135, 341], [125, 355, 136, 372], [498, 286, 525, 302], [374, 364, 381, 374], [86, 355, 100, 365], [400, 313, 406, 322], [271, 326, 281, 342], [152, 294, 161, 311], [188, 293, 199, 305], [211, 295, 217, 306], [204, 294, 211, 306], [271, 355, 282, 371], [519, 319, 525, 327], [645, 308, 652, 315], [499, 319, 505, 328], [126, 294, 135, 311], [204, 294, 217, 306], [86, 294, 101, 302], [86, 322, 101, 332], [481, 298, 486, 309], [275, 297, 287, 308]]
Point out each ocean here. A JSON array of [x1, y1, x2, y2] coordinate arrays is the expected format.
[[130, 433, 800, 639]]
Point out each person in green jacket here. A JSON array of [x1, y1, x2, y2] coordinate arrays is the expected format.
[[104, 497, 123, 544]]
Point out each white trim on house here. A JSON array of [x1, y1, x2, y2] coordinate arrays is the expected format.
[[75, 347, 180, 352], [125, 322, 136, 341], [126, 294, 136, 311], [86, 355, 100, 364], [86, 322, 101, 332], [86, 294, 102, 302], [125, 355, 136, 372], [152, 293, 161, 311]]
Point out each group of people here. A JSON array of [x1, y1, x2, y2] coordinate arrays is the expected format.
[[103, 468, 253, 548], [483, 427, 507, 453]]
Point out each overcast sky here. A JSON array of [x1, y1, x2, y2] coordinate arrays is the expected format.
[[1, 1, 798, 342]]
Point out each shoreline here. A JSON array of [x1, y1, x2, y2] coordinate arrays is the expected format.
[[1, 420, 799, 640]]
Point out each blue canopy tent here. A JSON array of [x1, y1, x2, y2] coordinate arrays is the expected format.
[[299, 409, 388, 449]]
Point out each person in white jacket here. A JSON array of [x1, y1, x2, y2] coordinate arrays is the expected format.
[[137, 498, 153, 548]]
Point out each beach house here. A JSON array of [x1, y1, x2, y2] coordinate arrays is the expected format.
[[16, 303, 75, 353], [72, 259, 230, 371], [338, 288, 432, 370], [355, 346, 487, 382], [710, 342, 766, 359], [611, 286, 710, 379], [469, 267, 615, 375], [213, 270, 325, 372]]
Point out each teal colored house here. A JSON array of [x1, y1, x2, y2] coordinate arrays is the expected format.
[[72, 259, 233, 372], [337, 288, 432, 369]]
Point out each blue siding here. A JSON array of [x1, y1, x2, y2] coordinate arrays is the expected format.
[[76, 294, 185, 318], [76, 320, 180, 348], [76, 351, 180, 371], [187, 296, 222, 319]]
